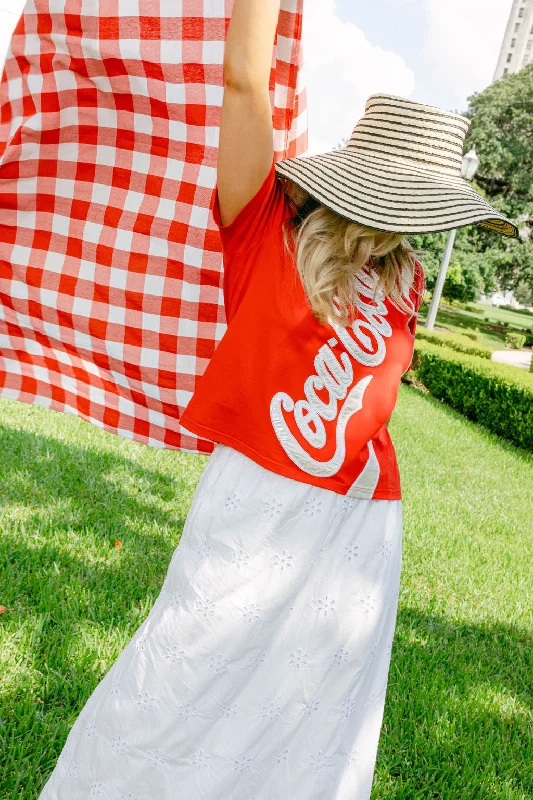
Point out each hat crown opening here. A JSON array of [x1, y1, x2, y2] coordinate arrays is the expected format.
[[347, 94, 471, 178]]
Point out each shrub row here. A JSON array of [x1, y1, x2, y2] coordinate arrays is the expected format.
[[498, 304, 533, 317], [415, 327, 492, 359], [409, 339, 533, 451]]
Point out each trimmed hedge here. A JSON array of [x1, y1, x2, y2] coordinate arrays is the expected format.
[[410, 339, 533, 451], [499, 304, 533, 317], [415, 327, 492, 359]]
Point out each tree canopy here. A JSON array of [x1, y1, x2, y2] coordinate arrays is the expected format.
[[411, 65, 533, 304]]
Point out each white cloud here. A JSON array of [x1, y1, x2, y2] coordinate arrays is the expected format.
[[301, 0, 416, 155], [421, 0, 514, 111]]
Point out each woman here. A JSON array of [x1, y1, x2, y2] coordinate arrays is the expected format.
[[37, 1, 517, 798]]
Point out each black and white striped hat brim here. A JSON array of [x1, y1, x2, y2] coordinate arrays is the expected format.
[[274, 93, 519, 239]]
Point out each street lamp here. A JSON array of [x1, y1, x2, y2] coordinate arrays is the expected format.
[[424, 146, 480, 330]]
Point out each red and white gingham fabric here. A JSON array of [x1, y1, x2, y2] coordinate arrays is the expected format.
[[0, 0, 308, 454]]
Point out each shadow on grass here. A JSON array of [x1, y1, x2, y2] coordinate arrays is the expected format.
[[5, 607, 532, 799], [0, 419, 201, 797], [1, 419, 531, 798], [373, 608, 533, 799], [0, 420, 191, 527], [0, 417, 200, 673]]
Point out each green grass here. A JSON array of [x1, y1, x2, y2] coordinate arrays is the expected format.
[[422, 301, 533, 350], [1, 393, 532, 799]]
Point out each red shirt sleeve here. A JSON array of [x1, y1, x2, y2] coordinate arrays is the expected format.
[[212, 157, 289, 254], [212, 158, 293, 321]]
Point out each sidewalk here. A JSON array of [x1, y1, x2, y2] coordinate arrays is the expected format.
[[491, 349, 532, 371]]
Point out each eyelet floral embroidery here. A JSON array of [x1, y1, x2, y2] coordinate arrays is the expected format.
[[274, 748, 290, 765], [133, 632, 148, 652], [343, 543, 360, 561], [251, 650, 267, 668], [358, 593, 377, 616], [260, 701, 283, 721], [110, 734, 128, 755], [89, 779, 106, 797], [169, 589, 183, 608], [363, 688, 387, 711], [231, 548, 251, 570], [313, 596, 336, 617], [188, 749, 210, 768], [304, 498, 323, 517], [311, 546, 325, 565], [225, 493, 243, 512], [332, 647, 351, 667], [196, 539, 213, 559], [163, 644, 186, 665], [176, 703, 200, 723], [67, 763, 78, 779], [135, 691, 157, 711], [240, 603, 262, 623], [147, 748, 168, 768], [217, 702, 239, 719], [308, 750, 333, 773], [208, 653, 228, 673], [288, 648, 310, 669], [263, 498, 283, 518], [341, 496, 357, 513], [380, 539, 393, 559], [343, 746, 362, 767], [338, 697, 358, 721], [85, 718, 97, 738], [303, 698, 321, 716], [110, 679, 121, 697], [232, 755, 253, 774], [195, 598, 216, 618], [272, 549, 294, 571]]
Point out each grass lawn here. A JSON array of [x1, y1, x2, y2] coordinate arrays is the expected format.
[[1, 390, 532, 799], [421, 301, 533, 351]]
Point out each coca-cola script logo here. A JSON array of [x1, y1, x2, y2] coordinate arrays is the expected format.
[[269, 265, 414, 495]]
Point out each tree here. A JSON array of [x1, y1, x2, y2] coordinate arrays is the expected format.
[[514, 279, 533, 306], [463, 65, 533, 210], [409, 67, 533, 302], [460, 66, 533, 296]]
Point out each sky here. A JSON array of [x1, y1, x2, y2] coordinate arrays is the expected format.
[[302, 0, 515, 153], [0, 0, 515, 155]]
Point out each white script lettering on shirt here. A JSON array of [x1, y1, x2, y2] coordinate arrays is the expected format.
[[269, 266, 413, 478]]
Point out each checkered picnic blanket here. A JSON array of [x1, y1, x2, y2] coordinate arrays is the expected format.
[[0, 0, 307, 454]]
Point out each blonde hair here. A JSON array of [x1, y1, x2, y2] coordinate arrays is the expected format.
[[280, 179, 424, 327]]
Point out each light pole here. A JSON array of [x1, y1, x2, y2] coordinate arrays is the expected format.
[[424, 146, 480, 330]]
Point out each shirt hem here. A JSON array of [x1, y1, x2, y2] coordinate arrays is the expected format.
[[179, 416, 402, 500]]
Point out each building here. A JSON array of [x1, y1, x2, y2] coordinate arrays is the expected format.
[[493, 0, 533, 81]]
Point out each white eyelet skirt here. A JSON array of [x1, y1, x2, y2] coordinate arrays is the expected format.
[[38, 443, 403, 800]]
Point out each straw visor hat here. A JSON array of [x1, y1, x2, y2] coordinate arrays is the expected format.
[[274, 93, 519, 239]]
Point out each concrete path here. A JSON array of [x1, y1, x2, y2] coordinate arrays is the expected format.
[[491, 349, 532, 371]]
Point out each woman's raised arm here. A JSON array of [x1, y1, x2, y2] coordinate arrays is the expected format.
[[216, 0, 282, 227]]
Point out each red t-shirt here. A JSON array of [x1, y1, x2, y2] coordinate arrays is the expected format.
[[180, 158, 425, 499]]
